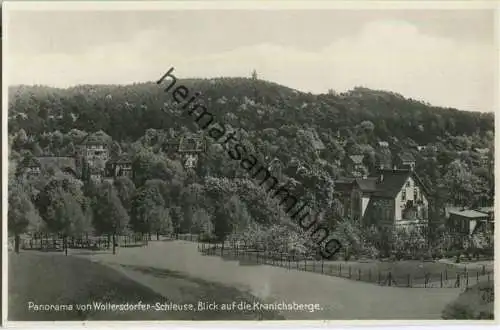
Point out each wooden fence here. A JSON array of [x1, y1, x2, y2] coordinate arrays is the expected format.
[[195, 240, 493, 290], [20, 234, 149, 251]]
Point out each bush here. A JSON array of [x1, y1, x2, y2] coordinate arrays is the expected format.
[[442, 281, 494, 319], [198, 232, 216, 242]]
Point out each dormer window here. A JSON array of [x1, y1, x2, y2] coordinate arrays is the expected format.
[[401, 190, 406, 201]]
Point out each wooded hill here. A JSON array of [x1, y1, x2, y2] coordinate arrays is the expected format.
[[8, 77, 495, 257]]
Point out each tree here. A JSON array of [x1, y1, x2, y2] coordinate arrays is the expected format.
[[44, 189, 86, 255], [8, 183, 43, 253], [191, 208, 213, 235], [113, 176, 136, 212], [212, 195, 250, 251], [443, 160, 481, 207], [130, 183, 165, 240], [150, 206, 173, 240], [93, 182, 129, 254]]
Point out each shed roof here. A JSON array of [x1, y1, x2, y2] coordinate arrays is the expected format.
[[448, 209, 489, 219]]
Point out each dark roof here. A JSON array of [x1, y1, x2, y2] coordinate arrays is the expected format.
[[108, 153, 132, 164], [398, 152, 416, 163], [37, 156, 77, 174], [20, 156, 41, 168], [475, 206, 494, 215], [355, 178, 378, 192], [371, 169, 412, 198], [449, 209, 489, 219], [334, 177, 355, 193], [79, 130, 112, 146]]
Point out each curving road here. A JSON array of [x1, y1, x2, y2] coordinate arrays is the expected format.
[[75, 240, 464, 320]]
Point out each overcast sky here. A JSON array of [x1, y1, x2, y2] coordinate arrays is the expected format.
[[5, 6, 496, 112]]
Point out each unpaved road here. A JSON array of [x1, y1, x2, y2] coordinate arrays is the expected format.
[[74, 240, 464, 320]]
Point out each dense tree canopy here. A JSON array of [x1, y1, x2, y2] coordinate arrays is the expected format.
[[8, 78, 494, 255]]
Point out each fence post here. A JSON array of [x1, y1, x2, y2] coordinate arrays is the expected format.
[[349, 266, 352, 279], [378, 270, 381, 284], [445, 269, 448, 281], [440, 273, 443, 288], [358, 269, 361, 281], [388, 272, 392, 286], [288, 257, 291, 270], [339, 264, 342, 276], [424, 273, 428, 288], [466, 272, 469, 288], [321, 259, 324, 274], [482, 265, 486, 275], [477, 271, 479, 283]]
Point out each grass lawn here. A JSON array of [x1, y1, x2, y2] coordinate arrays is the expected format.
[[202, 247, 493, 288], [8, 252, 283, 321], [442, 281, 494, 319]]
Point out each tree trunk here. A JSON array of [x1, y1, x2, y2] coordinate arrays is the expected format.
[[112, 233, 116, 255], [14, 234, 20, 253], [64, 236, 68, 256], [107, 233, 111, 249], [148, 232, 152, 241], [156, 232, 160, 241]]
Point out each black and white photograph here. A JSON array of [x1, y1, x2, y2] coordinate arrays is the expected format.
[[3, 1, 496, 323]]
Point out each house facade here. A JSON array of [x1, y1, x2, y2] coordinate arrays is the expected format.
[[336, 169, 429, 229], [106, 154, 133, 179], [77, 130, 112, 168], [17, 155, 78, 179]]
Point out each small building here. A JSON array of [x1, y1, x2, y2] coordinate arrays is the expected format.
[[395, 152, 416, 171], [448, 209, 491, 236], [106, 154, 133, 178], [375, 141, 392, 170], [344, 154, 367, 178], [37, 156, 78, 177], [89, 167, 104, 184], [377, 141, 389, 148], [474, 148, 491, 167], [18, 156, 41, 179]]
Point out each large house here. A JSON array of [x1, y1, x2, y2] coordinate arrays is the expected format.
[[77, 130, 112, 168], [336, 168, 429, 229], [163, 134, 207, 169]]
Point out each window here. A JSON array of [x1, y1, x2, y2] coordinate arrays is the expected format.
[[414, 188, 418, 201], [406, 181, 411, 187], [401, 190, 406, 201]]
